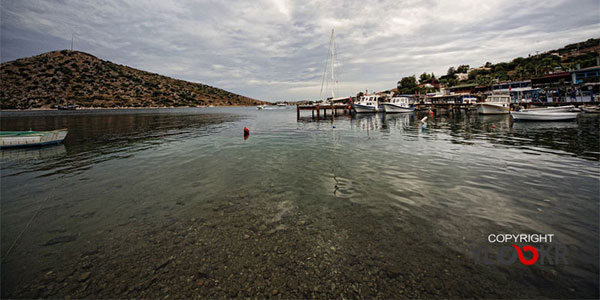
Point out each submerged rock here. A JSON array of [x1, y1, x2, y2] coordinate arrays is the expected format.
[[78, 272, 91, 282], [42, 235, 77, 246]]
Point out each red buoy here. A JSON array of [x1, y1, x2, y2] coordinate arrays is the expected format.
[[243, 127, 250, 135], [429, 110, 434, 117]]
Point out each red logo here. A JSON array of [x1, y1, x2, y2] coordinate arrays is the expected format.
[[512, 245, 539, 265]]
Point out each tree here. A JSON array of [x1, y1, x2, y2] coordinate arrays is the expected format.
[[468, 70, 479, 81], [447, 66, 456, 77], [447, 77, 458, 87], [485, 61, 493, 68], [398, 75, 417, 94], [419, 72, 432, 84], [456, 65, 470, 73], [539, 57, 559, 74], [476, 74, 494, 86], [513, 66, 527, 80]]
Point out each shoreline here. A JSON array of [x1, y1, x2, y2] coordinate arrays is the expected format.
[[0, 105, 267, 112]]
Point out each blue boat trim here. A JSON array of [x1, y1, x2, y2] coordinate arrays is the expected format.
[[352, 104, 377, 110], [0, 139, 65, 149]]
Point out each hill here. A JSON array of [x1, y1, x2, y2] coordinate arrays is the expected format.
[[0, 50, 266, 109], [396, 37, 599, 94]]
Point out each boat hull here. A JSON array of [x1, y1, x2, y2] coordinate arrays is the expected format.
[[510, 112, 578, 121], [382, 104, 414, 113], [521, 105, 574, 113], [582, 106, 600, 113], [0, 129, 68, 148], [476, 103, 509, 115], [57, 105, 78, 110], [352, 104, 378, 113]]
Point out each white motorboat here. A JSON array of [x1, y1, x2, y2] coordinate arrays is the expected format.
[[520, 105, 575, 113], [475, 94, 511, 114], [0, 129, 69, 148], [257, 105, 265, 110], [582, 105, 600, 113], [382, 97, 414, 113], [352, 95, 380, 113], [510, 111, 579, 121]]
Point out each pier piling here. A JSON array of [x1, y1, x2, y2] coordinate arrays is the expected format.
[[297, 104, 350, 120]]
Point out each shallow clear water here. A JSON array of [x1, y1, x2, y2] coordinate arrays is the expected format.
[[1, 107, 599, 298]]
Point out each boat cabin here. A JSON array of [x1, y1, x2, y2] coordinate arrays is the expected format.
[[486, 94, 511, 103], [358, 95, 380, 106], [388, 97, 411, 107]]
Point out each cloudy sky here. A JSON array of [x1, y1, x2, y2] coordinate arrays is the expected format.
[[1, 0, 598, 101]]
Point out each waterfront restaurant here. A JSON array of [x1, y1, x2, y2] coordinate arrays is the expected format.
[[571, 66, 599, 102], [530, 67, 599, 102], [571, 66, 600, 84], [491, 80, 540, 103]]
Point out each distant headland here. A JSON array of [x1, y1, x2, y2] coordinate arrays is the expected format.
[[0, 50, 268, 109]]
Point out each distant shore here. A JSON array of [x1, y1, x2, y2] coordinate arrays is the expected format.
[[0, 105, 266, 111]]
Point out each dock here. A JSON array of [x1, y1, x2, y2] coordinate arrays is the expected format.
[[297, 104, 351, 120]]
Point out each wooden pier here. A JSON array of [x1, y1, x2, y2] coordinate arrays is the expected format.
[[297, 104, 351, 120]]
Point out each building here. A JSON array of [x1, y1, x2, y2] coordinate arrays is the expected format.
[[491, 80, 541, 103], [455, 73, 469, 81], [531, 72, 572, 89], [448, 83, 477, 94], [530, 67, 599, 102], [571, 66, 600, 85]]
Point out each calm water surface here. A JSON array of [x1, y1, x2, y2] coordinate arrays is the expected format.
[[1, 107, 599, 298]]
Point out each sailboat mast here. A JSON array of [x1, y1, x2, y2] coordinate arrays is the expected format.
[[331, 29, 335, 99], [71, 33, 73, 51], [319, 30, 334, 101]]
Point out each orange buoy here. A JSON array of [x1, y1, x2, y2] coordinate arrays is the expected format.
[[243, 127, 250, 135]]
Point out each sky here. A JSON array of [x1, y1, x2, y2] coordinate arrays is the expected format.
[[1, 0, 598, 102]]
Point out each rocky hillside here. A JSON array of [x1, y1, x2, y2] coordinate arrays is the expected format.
[[0, 50, 266, 109]]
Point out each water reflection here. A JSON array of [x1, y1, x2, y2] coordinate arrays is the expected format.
[[342, 111, 599, 160], [1, 144, 66, 161], [1, 109, 238, 177]]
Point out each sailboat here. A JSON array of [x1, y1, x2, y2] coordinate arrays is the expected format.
[[319, 29, 339, 106]]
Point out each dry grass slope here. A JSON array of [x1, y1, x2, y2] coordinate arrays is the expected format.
[[0, 50, 267, 109]]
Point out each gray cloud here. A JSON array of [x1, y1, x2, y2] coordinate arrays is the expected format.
[[1, 0, 598, 101]]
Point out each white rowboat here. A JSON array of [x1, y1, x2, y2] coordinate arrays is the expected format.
[[510, 111, 578, 121], [0, 129, 68, 148], [520, 105, 575, 113]]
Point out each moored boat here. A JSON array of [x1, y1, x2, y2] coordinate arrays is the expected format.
[[57, 104, 78, 110], [382, 96, 414, 113], [582, 105, 600, 113], [352, 95, 380, 113], [510, 111, 578, 121], [475, 94, 511, 114], [0, 129, 68, 148], [520, 105, 575, 113]]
